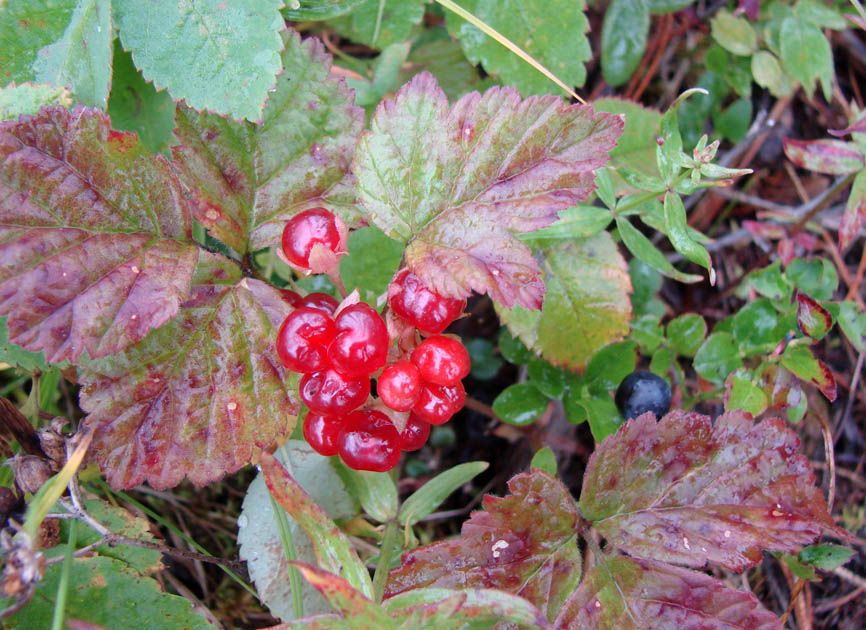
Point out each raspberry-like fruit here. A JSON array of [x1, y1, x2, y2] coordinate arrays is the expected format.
[[276, 307, 336, 374], [303, 412, 343, 456], [410, 335, 470, 386], [377, 361, 421, 412], [328, 303, 389, 378], [412, 381, 466, 425], [338, 409, 401, 472], [300, 368, 370, 415], [298, 292, 339, 315], [615, 371, 671, 421], [388, 269, 465, 334], [281, 208, 341, 269], [399, 414, 430, 452]]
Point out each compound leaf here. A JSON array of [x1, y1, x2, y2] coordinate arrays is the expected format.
[[113, 0, 285, 122], [172, 31, 363, 255], [79, 252, 299, 489], [354, 72, 622, 310], [553, 556, 781, 630], [0, 106, 197, 364], [580, 410, 850, 571], [386, 469, 581, 624]]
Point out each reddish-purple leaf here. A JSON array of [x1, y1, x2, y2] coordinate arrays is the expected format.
[[0, 106, 197, 363], [780, 344, 837, 401], [353, 72, 623, 310], [840, 169, 866, 249], [783, 138, 864, 175], [171, 30, 364, 255], [291, 563, 394, 629], [385, 469, 581, 623], [79, 253, 298, 489], [738, 0, 761, 20], [796, 292, 833, 340], [553, 557, 781, 630], [828, 112, 866, 137], [845, 13, 866, 30], [761, 364, 803, 410], [580, 410, 850, 571]]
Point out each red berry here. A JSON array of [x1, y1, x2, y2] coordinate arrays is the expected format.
[[410, 335, 470, 386], [279, 289, 302, 306], [300, 368, 370, 415], [303, 412, 343, 456], [412, 381, 465, 425], [399, 414, 430, 452], [276, 307, 336, 373], [338, 409, 400, 472], [281, 208, 341, 269], [298, 292, 339, 315], [388, 269, 465, 334], [378, 361, 421, 412], [328, 303, 389, 378]]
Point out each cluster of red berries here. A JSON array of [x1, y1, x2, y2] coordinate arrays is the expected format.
[[276, 208, 470, 471]]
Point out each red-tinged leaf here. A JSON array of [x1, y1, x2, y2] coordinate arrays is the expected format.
[[553, 557, 781, 630], [828, 112, 866, 137], [783, 138, 864, 175], [261, 452, 374, 599], [738, 0, 760, 21], [171, 30, 364, 255], [796, 292, 833, 339], [761, 364, 803, 410], [268, 617, 349, 630], [385, 469, 581, 623], [78, 252, 298, 490], [845, 13, 866, 30], [580, 410, 851, 571], [840, 168, 866, 249], [353, 72, 623, 310], [781, 343, 837, 401], [291, 563, 395, 630], [0, 106, 197, 363]]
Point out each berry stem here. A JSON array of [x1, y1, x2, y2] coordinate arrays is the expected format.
[[328, 268, 349, 299], [372, 519, 401, 603]]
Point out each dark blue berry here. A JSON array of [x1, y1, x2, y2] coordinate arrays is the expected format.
[[615, 371, 671, 420]]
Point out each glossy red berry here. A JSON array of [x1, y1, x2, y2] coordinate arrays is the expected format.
[[388, 269, 466, 334], [399, 414, 430, 452], [328, 303, 389, 378], [276, 307, 336, 374], [412, 381, 465, 425], [278, 289, 302, 306], [300, 368, 370, 415], [298, 292, 339, 315], [281, 208, 341, 269], [338, 409, 401, 472], [410, 335, 470, 386], [303, 412, 344, 456], [377, 361, 421, 412]]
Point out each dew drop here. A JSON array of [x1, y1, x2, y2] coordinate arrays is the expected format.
[[724, 530, 731, 538], [771, 510, 784, 517], [594, 600, 601, 609], [290, 0, 300, 8], [131, 265, 140, 274], [491, 539, 509, 558], [130, 314, 138, 320], [227, 401, 237, 411], [62, 272, 67, 277], [206, 209, 220, 220]]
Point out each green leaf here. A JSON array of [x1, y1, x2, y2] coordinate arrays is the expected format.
[[293, 563, 396, 629], [628, 258, 663, 311], [0, 316, 50, 371], [5, 556, 214, 629], [261, 452, 374, 599], [0, 0, 76, 85], [781, 343, 837, 401], [492, 383, 550, 426], [113, 0, 284, 121], [785, 258, 839, 300], [837, 300, 866, 351], [779, 15, 834, 101], [339, 227, 404, 305], [171, 31, 363, 255], [794, 0, 848, 30], [751, 50, 793, 98], [710, 9, 758, 56], [584, 341, 638, 392], [666, 313, 706, 357], [630, 313, 664, 354], [798, 544, 855, 570], [107, 41, 176, 155], [495, 233, 631, 369], [840, 167, 866, 249], [0, 82, 71, 120], [349, 42, 411, 108], [584, 395, 624, 442], [562, 387, 587, 424], [732, 298, 787, 356], [694, 332, 742, 385], [713, 98, 752, 142], [649, 346, 675, 376], [283, 0, 369, 21], [397, 36, 486, 102], [445, 0, 591, 96], [796, 292, 833, 340], [520, 205, 611, 242], [663, 193, 715, 283], [466, 338, 503, 380], [647, 0, 694, 12], [354, 73, 622, 310], [747, 260, 792, 300], [616, 217, 703, 284], [724, 369, 768, 416], [239, 441, 359, 622], [601, 0, 650, 87], [705, 46, 752, 98], [530, 447, 557, 476], [594, 98, 662, 189], [330, 0, 426, 49], [399, 461, 489, 526], [78, 253, 299, 489], [527, 358, 570, 399], [498, 328, 534, 365], [31, 0, 111, 109], [332, 459, 399, 523]]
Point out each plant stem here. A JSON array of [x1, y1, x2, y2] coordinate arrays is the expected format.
[[269, 494, 304, 619], [51, 519, 76, 630], [372, 519, 400, 603]]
